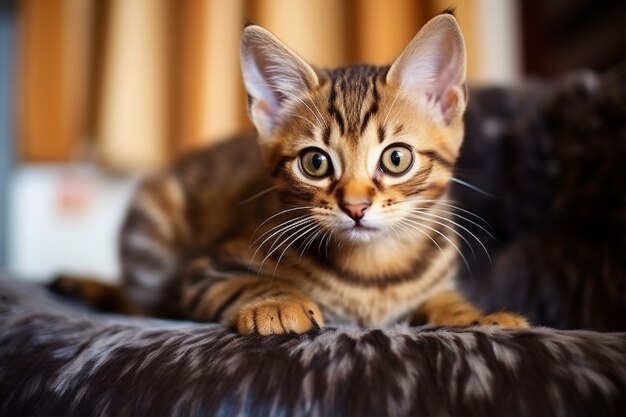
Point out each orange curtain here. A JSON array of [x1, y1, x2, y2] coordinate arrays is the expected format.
[[15, 0, 520, 172], [17, 0, 93, 162]]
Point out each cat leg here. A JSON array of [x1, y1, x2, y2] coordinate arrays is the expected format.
[[180, 257, 323, 335], [413, 290, 529, 328]]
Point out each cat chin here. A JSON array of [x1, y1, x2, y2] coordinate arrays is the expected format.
[[342, 227, 379, 243]]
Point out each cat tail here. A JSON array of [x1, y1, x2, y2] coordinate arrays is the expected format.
[[49, 274, 143, 315]]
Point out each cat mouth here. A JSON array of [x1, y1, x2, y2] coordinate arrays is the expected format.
[[342, 224, 379, 242], [340, 220, 378, 232], [350, 223, 377, 231]]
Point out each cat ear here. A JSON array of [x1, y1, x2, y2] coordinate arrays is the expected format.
[[240, 25, 319, 137], [387, 14, 467, 124]]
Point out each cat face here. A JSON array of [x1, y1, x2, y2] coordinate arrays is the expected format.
[[241, 14, 467, 243]]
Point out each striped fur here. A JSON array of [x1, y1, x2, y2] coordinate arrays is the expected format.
[[119, 14, 528, 333]]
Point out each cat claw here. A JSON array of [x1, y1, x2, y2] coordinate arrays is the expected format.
[[237, 296, 324, 335]]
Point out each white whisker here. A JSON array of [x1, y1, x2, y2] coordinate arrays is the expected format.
[[393, 220, 451, 277], [264, 218, 316, 256], [402, 217, 473, 279], [415, 206, 496, 239], [249, 217, 315, 270], [270, 223, 319, 279], [451, 177, 496, 198], [404, 211, 477, 261], [238, 186, 277, 205], [325, 230, 334, 257], [251, 214, 310, 248], [399, 198, 492, 227], [299, 226, 323, 258], [408, 209, 492, 265], [250, 206, 313, 244]]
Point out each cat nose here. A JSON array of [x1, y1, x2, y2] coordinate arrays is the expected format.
[[340, 203, 370, 222]]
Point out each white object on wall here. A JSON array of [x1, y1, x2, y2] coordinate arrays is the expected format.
[[7, 164, 137, 283]]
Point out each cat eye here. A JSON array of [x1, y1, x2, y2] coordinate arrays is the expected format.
[[380, 144, 413, 175], [299, 148, 333, 178]]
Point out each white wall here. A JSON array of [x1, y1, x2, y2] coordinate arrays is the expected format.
[[7, 164, 137, 282]]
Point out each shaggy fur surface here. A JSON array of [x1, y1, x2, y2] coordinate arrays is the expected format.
[[0, 278, 624, 417]]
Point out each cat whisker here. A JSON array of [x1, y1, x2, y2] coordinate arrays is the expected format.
[[407, 209, 492, 265], [400, 210, 478, 261], [251, 214, 310, 248], [415, 206, 497, 239], [249, 217, 315, 271], [401, 217, 473, 279], [257, 222, 308, 276], [392, 220, 452, 277], [299, 225, 324, 258], [277, 223, 319, 271], [397, 198, 493, 228], [385, 221, 401, 241], [337, 234, 348, 253], [317, 229, 329, 255], [325, 230, 334, 258], [269, 222, 320, 280], [263, 217, 316, 257], [317, 229, 330, 255], [451, 177, 496, 199], [412, 207, 497, 241], [250, 206, 314, 244], [238, 186, 277, 205]]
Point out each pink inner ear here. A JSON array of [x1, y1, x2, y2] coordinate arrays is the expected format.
[[438, 86, 465, 124], [250, 98, 279, 135], [257, 99, 273, 117], [256, 99, 275, 123]]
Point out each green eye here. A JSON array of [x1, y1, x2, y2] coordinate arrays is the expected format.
[[300, 148, 332, 178], [380, 145, 413, 175]]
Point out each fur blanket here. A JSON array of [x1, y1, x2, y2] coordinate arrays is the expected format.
[[0, 278, 624, 417]]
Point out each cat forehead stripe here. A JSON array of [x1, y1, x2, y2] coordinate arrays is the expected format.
[[324, 65, 388, 139]]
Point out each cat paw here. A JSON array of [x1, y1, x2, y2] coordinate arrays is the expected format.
[[477, 312, 529, 328], [237, 296, 324, 335], [429, 310, 529, 329]]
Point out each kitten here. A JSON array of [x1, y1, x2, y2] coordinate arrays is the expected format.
[[106, 13, 528, 334]]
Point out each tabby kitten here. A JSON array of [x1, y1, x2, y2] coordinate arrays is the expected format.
[[119, 13, 528, 334]]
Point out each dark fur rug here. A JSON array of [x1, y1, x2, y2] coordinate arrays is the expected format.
[[1, 67, 625, 416], [0, 278, 624, 417]]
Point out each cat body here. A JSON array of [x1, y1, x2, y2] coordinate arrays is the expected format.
[[111, 13, 528, 333]]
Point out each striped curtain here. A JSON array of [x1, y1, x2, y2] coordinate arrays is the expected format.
[[15, 0, 521, 172]]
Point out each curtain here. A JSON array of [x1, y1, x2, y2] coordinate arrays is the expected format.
[[15, 0, 521, 172]]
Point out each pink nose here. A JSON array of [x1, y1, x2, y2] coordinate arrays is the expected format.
[[341, 203, 370, 222]]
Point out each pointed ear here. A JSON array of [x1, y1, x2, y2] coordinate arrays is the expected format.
[[240, 25, 319, 138], [387, 14, 467, 124]]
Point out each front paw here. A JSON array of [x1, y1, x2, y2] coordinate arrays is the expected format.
[[430, 310, 529, 329], [237, 295, 324, 335], [477, 312, 529, 328]]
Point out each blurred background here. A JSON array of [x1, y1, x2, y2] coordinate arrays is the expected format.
[[0, 0, 624, 282]]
